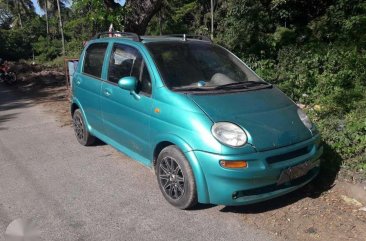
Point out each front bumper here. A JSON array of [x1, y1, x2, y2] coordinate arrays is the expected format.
[[195, 135, 323, 205]]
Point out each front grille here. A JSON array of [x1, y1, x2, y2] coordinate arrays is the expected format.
[[233, 167, 319, 199], [266, 147, 309, 164]]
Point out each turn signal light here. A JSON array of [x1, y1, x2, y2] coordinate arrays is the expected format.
[[219, 160, 248, 169]]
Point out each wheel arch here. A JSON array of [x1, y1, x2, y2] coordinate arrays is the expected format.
[[70, 98, 91, 132], [71, 102, 79, 117], [152, 134, 210, 203]]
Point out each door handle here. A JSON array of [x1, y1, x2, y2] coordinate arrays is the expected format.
[[103, 89, 111, 96]]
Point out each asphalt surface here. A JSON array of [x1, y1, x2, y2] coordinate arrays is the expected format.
[[0, 85, 280, 241]]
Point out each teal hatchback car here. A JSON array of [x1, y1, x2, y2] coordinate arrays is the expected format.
[[71, 32, 323, 209]]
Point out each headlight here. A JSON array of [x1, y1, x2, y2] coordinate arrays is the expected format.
[[211, 122, 247, 147], [297, 109, 313, 129]]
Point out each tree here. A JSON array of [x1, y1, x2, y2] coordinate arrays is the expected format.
[[146, 0, 204, 35], [37, 0, 49, 35], [0, 3, 13, 29], [1, 0, 34, 28], [103, 0, 163, 35]]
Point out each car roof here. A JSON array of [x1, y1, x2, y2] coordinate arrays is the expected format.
[[88, 33, 212, 45], [140, 36, 211, 44]]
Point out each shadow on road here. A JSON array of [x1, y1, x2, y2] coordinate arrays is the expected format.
[[0, 86, 35, 111], [0, 85, 35, 130], [0, 79, 69, 130], [0, 113, 18, 130], [90, 139, 107, 146]]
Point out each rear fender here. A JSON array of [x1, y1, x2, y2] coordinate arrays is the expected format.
[[71, 97, 92, 132]]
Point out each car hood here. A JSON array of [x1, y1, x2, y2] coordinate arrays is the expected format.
[[188, 87, 312, 151]]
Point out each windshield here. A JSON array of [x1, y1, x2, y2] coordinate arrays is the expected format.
[[145, 41, 264, 90]]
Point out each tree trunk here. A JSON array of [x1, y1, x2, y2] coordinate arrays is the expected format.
[[17, 1, 22, 28], [56, 0, 65, 55], [158, 10, 162, 35], [45, 0, 49, 36]]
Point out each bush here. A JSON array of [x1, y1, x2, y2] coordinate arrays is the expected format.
[[0, 29, 33, 60], [33, 37, 62, 61], [253, 43, 366, 175], [66, 39, 84, 58]]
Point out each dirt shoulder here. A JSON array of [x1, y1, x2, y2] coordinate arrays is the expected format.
[[8, 62, 72, 127], [3, 63, 366, 241], [223, 180, 366, 241]]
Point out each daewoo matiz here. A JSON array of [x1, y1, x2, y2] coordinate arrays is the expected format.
[[71, 32, 323, 209]]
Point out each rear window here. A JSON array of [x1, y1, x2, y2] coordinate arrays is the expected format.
[[83, 43, 108, 78]]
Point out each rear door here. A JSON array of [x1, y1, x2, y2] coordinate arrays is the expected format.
[[100, 43, 153, 163], [73, 42, 108, 133]]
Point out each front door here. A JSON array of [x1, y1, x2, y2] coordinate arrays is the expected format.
[[100, 43, 153, 164]]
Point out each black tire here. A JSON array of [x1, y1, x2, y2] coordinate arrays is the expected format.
[[156, 146, 198, 209], [72, 109, 96, 146]]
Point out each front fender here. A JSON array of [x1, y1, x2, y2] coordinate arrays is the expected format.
[[152, 134, 210, 203]]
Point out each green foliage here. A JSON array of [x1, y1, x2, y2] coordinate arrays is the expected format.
[[215, 0, 273, 57], [33, 36, 62, 61], [66, 0, 125, 38], [272, 27, 297, 47], [0, 29, 32, 60], [0, 3, 13, 29], [65, 39, 84, 58], [146, 0, 201, 35], [309, 0, 366, 46], [253, 44, 366, 173]]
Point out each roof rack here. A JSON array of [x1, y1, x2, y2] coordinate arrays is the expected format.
[[93, 32, 141, 42], [164, 34, 212, 43]]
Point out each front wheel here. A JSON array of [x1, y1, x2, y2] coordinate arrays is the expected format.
[[156, 146, 198, 209]]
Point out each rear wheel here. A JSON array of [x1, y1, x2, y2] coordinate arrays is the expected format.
[[156, 146, 198, 209], [72, 109, 96, 146]]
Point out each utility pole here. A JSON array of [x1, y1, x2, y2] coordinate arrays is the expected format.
[[210, 0, 214, 40]]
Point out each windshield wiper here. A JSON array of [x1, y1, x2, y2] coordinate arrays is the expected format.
[[172, 81, 272, 92], [172, 86, 216, 91], [214, 81, 272, 90]]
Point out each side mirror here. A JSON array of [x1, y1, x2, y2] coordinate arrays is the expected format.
[[118, 76, 140, 100]]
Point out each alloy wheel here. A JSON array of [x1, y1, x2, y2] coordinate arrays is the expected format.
[[158, 156, 185, 200], [73, 115, 84, 141]]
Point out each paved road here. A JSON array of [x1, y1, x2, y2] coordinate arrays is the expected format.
[[0, 85, 280, 241]]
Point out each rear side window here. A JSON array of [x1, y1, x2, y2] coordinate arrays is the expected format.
[[83, 43, 108, 78]]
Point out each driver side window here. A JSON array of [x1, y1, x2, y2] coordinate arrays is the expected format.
[[108, 44, 152, 96]]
